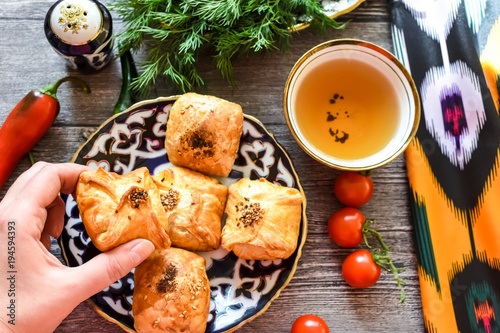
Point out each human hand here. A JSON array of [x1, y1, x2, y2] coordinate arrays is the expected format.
[[0, 162, 155, 333]]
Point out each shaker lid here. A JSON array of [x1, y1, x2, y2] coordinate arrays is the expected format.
[[48, 0, 103, 45]]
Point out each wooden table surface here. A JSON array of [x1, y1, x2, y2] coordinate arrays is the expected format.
[[0, 0, 425, 331]]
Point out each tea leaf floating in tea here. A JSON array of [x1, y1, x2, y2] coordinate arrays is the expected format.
[[334, 132, 349, 143], [329, 93, 343, 104], [325, 94, 353, 144]]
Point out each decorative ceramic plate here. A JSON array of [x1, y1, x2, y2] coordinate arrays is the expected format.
[[295, 0, 365, 30], [59, 96, 307, 332]]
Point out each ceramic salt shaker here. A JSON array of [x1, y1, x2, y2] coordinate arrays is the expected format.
[[44, 0, 113, 71]]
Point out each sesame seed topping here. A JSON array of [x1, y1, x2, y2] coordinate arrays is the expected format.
[[161, 189, 180, 211], [129, 188, 148, 208], [235, 200, 264, 227], [189, 278, 204, 296]]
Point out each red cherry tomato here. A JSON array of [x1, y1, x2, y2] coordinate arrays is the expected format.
[[328, 207, 366, 247], [291, 314, 329, 333], [334, 171, 374, 207], [342, 249, 381, 288]]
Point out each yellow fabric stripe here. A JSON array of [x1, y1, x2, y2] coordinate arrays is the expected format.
[[406, 139, 472, 332], [480, 16, 500, 113]]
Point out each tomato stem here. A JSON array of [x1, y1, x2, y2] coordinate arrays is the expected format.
[[362, 219, 406, 303], [359, 169, 374, 177], [372, 251, 406, 303], [361, 219, 389, 251]]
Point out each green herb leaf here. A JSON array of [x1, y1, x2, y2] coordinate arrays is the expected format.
[[111, 0, 346, 95]]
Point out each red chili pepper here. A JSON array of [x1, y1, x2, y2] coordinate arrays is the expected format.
[[0, 76, 90, 190]]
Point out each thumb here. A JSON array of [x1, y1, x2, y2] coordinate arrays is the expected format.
[[66, 239, 155, 301]]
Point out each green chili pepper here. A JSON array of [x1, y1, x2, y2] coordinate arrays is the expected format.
[[113, 46, 139, 115]]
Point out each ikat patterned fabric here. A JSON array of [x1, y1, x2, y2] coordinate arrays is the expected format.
[[390, 0, 500, 332]]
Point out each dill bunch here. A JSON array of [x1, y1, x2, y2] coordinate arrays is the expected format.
[[111, 0, 346, 95]]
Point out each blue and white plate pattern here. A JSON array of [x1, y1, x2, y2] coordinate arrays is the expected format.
[[59, 96, 307, 332]]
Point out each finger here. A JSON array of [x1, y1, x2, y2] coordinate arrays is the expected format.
[[0, 162, 48, 210], [0, 163, 92, 233], [15, 162, 91, 209], [65, 239, 155, 300], [2, 161, 55, 200], [44, 195, 66, 239], [3, 161, 48, 195], [40, 230, 52, 251]]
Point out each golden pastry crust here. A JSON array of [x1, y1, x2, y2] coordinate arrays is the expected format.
[[221, 178, 303, 260], [75, 167, 171, 252], [165, 93, 243, 177], [152, 167, 227, 251], [133, 248, 210, 333]]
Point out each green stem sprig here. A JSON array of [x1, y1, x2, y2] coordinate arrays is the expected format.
[[362, 219, 407, 303]]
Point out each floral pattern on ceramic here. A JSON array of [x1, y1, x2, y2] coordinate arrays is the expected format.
[[59, 97, 306, 333], [44, 0, 114, 71]]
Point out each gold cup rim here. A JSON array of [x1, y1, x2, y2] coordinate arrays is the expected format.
[[283, 38, 421, 171]]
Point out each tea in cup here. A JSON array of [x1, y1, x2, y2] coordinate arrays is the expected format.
[[283, 39, 420, 170]]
